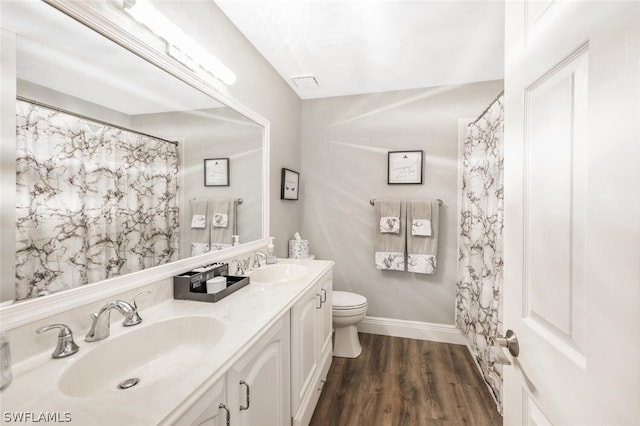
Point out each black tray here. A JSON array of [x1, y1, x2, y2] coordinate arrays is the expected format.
[[173, 263, 250, 303]]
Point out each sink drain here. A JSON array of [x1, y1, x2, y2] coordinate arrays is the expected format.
[[117, 377, 140, 390]]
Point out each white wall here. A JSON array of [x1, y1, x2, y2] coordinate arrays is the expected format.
[[301, 81, 503, 324]]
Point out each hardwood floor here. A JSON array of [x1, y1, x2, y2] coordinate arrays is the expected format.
[[310, 333, 502, 426]]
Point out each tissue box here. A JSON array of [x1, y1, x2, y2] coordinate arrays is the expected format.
[[289, 240, 310, 259]]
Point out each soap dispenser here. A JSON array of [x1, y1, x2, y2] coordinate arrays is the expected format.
[[266, 237, 277, 264], [0, 329, 11, 392]]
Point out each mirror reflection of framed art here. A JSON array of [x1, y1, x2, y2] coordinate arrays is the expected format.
[[204, 158, 230, 186], [281, 168, 299, 200]]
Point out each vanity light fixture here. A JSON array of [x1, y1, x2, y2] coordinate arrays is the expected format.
[[123, 0, 236, 85]]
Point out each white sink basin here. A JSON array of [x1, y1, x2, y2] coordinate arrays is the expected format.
[[250, 264, 309, 283], [58, 316, 224, 398]]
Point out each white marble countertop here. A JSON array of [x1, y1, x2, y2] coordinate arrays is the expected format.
[[0, 259, 333, 425]]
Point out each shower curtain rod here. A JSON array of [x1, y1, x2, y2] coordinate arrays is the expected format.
[[469, 90, 505, 126], [17, 96, 179, 146], [370, 198, 442, 206]]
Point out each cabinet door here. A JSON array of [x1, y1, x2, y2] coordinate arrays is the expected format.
[[175, 377, 228, 426], [318, 274, 333, 358], [228, 313, 291, 426], [290, 281, 321, 415]]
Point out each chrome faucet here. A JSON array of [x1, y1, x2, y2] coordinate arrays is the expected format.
[[36, 324, 80, 359], [252, 251, 267, 269], [233, 259, 249, 275], [85, 291, 149, 342]]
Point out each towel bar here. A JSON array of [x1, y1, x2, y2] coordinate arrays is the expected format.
[[369, 198, 442, 206]]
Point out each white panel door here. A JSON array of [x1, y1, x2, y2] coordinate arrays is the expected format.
[[503, 1, 640, 424]]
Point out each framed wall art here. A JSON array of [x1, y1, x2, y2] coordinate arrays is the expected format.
[[388, 150, 423, 184], [281, 168, 299, 200], [204, 158, 229, 186]]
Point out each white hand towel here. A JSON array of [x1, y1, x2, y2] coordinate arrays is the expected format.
[[412, 219, 432, 236]]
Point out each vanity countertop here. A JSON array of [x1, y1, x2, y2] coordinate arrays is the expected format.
[[0, 259, 333, 425]]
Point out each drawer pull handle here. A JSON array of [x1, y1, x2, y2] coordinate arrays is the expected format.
[[218, 403, 231, 426], [240, 380, 251, 410]]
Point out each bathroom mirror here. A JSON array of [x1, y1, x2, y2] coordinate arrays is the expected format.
[[0, 1, 267, 303]]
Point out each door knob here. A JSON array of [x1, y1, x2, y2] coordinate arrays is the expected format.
[[492, 329, 519, 365]]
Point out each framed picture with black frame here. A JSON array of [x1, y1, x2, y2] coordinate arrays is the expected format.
[[280, 168, 299, 200], [387, 150, 423, 184], [204, 158, 229, 186]]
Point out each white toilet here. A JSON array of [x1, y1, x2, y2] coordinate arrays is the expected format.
[[332, 291, 368, 358]]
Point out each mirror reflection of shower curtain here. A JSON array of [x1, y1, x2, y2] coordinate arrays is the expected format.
[[15, 100, 180, 300]]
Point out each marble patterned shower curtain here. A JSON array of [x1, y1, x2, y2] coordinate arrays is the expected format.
[[456, 94, 504, 412], [15, 100, 180, 300]]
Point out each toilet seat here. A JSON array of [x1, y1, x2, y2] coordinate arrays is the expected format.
[[332, 291, 367, 310]]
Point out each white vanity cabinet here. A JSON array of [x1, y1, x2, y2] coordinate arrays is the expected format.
[[290, 270, 333, 426], [177, 313, 290, 426]]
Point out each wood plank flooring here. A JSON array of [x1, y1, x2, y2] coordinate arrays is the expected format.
[[310, 333, 502, 426]]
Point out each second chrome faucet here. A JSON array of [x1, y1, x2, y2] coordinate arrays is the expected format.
[[85, 291, 149, 342]]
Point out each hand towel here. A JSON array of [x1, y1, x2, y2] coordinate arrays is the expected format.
[[410, 201, 432, 236], [212, 213, 229, 228], [209, 199, 234, 249], [407, 200, 439, 274], [374, 200, 406, 271], [380, 216, 400, 233], [189, 200, 209, 256], [191, 215, 207, 229]]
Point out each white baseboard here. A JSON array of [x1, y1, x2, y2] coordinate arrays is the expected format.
[[357, 316, 466, 345]]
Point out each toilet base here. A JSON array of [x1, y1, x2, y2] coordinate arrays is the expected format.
[[333, 325, 362, 358]]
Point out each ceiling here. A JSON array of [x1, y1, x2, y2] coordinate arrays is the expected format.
[[215, 0, 505, 99]]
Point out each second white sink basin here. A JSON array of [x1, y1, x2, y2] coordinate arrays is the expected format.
[[250, 263, 309, 283], [58, 316, 224, 398]]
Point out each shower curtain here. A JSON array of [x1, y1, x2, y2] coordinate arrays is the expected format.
[[15, 100, 180, 300], [456, 93, 504, 413]]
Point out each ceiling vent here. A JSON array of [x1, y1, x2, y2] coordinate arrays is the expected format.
[[291, 75, 319, 89]]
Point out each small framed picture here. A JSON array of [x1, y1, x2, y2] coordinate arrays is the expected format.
[[204, 158, 229, 186], [281, 168, 299, 200], [388, 150, 423, 184]]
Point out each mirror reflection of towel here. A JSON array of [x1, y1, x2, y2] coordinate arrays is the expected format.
[[189, 200, 209, 256], [209, 199, 234, 248], [191, 214, 206, 229], [212, 213, 229, 228]]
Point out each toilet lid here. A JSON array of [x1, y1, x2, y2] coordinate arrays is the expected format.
[[332, 291, 367, 309]]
